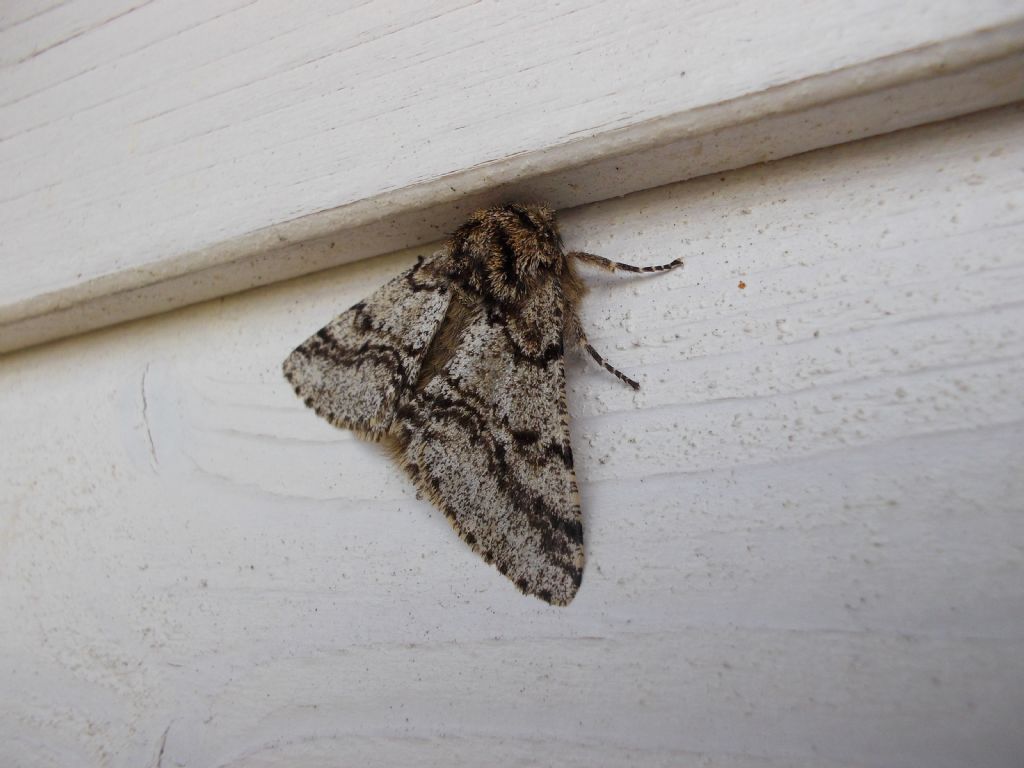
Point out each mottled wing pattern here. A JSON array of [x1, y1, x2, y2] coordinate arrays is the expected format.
[[391, 277, 584, 605], [283, 255, 452, 439]]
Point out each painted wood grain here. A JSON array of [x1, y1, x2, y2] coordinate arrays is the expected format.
[[1, 106, 1022, 767], [2, 2, 1023, 353]]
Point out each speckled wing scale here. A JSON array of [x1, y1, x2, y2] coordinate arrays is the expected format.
[[283, 256, 452, 439], [284, 203, 682, 605], [393, 274, 583, 605]]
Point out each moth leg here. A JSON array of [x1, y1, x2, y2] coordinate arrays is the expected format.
[[585, 341, 640, 390], [565, 249, 681, 388], [565, 310, 640, 391], [569, 251, 684, 274]]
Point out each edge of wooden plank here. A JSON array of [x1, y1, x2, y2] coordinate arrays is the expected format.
[[2, 20, 1023, 354]]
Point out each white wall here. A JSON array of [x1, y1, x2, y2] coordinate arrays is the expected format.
[[2, 105, 1022, 767]]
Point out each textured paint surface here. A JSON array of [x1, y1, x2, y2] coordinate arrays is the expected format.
[[1, 108, 1024, 766]]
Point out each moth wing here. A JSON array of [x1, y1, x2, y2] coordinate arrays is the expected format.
[[283, 255, 452, 439], [392, 276, 584, 605]]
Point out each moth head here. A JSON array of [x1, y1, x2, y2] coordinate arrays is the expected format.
[[451, 203, 566, 303]]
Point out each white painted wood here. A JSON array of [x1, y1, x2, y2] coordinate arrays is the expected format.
[[2, 2, 1024, 353], [1, 106, 1022, 767]]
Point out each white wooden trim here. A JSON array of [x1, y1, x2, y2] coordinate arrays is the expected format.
[[2, 7, 1023, 354]]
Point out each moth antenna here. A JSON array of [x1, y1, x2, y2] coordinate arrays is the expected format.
[[569, 251, 684, 274]]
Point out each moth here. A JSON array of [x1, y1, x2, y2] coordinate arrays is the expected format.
[[283, 203, 682, 605]]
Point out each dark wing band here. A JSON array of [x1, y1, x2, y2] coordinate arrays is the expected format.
[[391, 277, 584, 605], [283, 255, 452, 440]]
